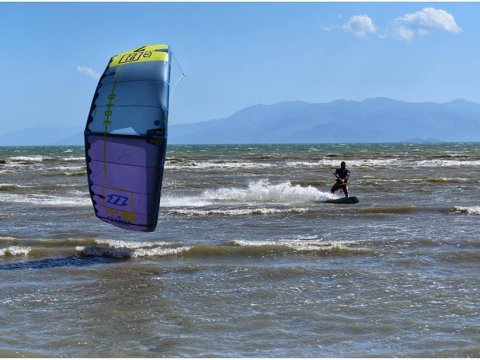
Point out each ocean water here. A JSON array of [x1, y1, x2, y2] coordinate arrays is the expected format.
[[0, 143, 479, 357]]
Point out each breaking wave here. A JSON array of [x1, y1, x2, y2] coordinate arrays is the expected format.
[[78, 238, 371, 259], [6, 155, 47, 163], [0, 237, 371, 260], [4, 156, 84, 164], [162, 179, 334, 207], [286, 159, 480, 168], [45, 166, 86, 177], [163, 157, 480, 171], [166, 207, 313, 216], [0, 183, 84, 192], [0, 246, 32, 257], [0, 193, 90, 207], [165, 161, 274, 170], [453, 206, 480, 216]]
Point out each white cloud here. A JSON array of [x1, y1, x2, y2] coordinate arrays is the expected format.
[[393, 26, 416, 41], [320, 24, 337, 32], [342, 15, 377, 38], [321, 8, 461, 41], [393, 7, 462, 40], [77, 65, 101, 80]]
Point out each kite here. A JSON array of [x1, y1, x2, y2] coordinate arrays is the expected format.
[[84, 44, 171, 231]]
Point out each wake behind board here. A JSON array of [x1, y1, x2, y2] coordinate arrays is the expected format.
[[324, 197, 359, 204]]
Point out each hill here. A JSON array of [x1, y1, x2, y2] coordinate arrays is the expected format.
[[1, 98, 479, 145], [168, 98, 480, 144]]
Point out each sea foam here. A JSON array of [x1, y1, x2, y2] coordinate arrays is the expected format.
[[166, 207, 311, 216], [0, 246, 31, 257], [162, 179, 334, 208], [453, 206, 480, 216], [75, 237, 368, 259], [0, 193, 90, 207]]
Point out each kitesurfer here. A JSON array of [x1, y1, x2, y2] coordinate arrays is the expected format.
[[331, 161, 350, 198]]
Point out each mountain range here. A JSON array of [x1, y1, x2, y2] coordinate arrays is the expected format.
[[1, 98, 479, 146]]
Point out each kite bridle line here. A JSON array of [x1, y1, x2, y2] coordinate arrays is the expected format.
[[170, 49, 186, 96]]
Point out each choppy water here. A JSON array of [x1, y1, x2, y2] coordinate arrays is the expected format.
[[0, 143, 479, 357]]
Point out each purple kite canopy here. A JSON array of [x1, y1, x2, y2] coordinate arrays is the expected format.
[[84, 45, 171, 231]]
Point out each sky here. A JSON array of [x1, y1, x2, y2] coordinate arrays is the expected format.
[[0, 2, 479, 134]]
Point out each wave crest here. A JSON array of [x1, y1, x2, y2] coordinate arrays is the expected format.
[[0, 246, 31, 257], [76, 238, 371, 259], [453, 206, 480, 216]]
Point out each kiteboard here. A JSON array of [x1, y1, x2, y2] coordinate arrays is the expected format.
[[324, 197, 360, 204]]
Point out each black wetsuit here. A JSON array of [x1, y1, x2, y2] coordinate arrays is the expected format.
[[334, 168, 350, 181], [331, 167, 350, 197]]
